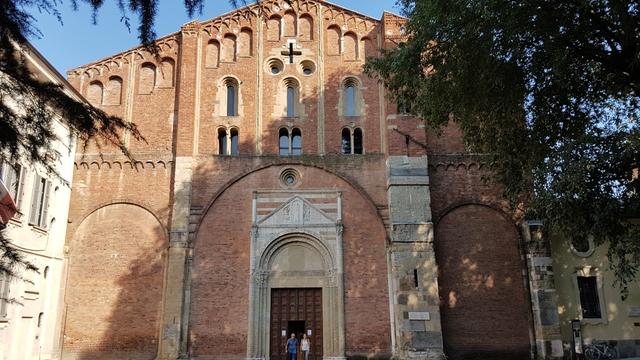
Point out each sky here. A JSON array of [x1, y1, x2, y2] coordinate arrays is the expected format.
[[26, 0, 401, 75]]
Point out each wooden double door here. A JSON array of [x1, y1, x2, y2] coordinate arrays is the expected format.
[[270, 288, 323, 360]]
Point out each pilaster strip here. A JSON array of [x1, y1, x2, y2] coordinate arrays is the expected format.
[[317, 4, 326, 155], [193, 32, 203, 156]]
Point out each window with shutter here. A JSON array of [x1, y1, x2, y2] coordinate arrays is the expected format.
[[0, 162, 24, 210], [29, 175, 50, 228], [0, 273, 9, 317]]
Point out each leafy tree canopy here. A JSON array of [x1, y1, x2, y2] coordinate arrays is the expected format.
[[365, 0, 640, 295]]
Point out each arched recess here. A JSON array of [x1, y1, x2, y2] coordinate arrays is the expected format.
[[283, 10, 297, 37], [238, 28, 253, 57], [360, 36, 375, 59], [87, 80, 103, 105], [221, 34, 237, 62], [62, 203, 167, 359], [139, 62, 156, 94], [158, 58, 175, 87], [343, 32, 358, 60], [104, 76, 122, 105], [299, 14, 313, 41], [187, 164, 391, 359], [326, 25, 341, 55], [435, 203, 531, 359], [267, 15, 281, 41], [206, 40, 220, 67]]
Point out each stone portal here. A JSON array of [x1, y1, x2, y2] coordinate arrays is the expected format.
[[247, 190, 345, 360]]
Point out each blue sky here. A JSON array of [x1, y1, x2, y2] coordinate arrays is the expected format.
[[26, 0, 400, 75]]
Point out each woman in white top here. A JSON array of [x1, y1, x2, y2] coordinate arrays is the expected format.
[[301, 333, 311, 360]]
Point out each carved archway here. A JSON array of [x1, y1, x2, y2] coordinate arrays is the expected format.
[[247, 204, 346, 360]]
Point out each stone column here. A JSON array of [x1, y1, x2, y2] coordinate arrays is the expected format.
[[386, 156, 444, 359], [157, 21, 201, 360], [523, 221, 564, 359], [158, 158, 193, 360]]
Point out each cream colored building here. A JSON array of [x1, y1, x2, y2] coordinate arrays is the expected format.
[[551, 235, 640, 358], [0, 42, 78, 360]]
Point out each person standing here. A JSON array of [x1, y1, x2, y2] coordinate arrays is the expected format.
[[285, 332, 298, 360], [301, 333, 311, 360]]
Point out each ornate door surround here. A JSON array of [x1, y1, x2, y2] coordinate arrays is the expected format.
[[246, 190, 346, 360]]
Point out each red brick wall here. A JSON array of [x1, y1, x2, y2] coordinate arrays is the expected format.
[[189, 165, 390, 358], [434, 205, 531, 359], [63, 203, 167, 358]]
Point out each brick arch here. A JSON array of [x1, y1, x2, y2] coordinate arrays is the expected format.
[[435, 203, 532, 360], [62, 203, 167, 359], [73, 200, 167, 236], [192, 162, 384, 237], [434, 199, 514, 226], [188, 164, 392, 358]]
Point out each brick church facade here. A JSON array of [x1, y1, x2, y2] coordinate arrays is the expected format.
[[60, 1, 563, 359]]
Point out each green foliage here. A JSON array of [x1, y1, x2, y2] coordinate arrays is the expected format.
[[365, 0, 640, 295]]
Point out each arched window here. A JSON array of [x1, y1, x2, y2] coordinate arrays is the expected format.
[[341, 128, 351, 154], [341, 127, 364, 154], [283, 78, 300, 117], [230, 128, 239, 155], [291, 128, 302, 155], [343, 78, 359, 117], [139, 62, 156, 94], [397, 100, 412, 114], [279, 128, 290, 156], [353, 128, 363, 154], [87, 81, 103, 105], [206, 40, 220, 67], [227, 85, 236, 116], [287, 86, 296, 117], [223, 78, 239, 116], [218, 128, 228, 155], [278, 128, 302, 156]]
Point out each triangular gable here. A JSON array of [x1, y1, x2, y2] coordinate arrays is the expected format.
[[257, 196, 336, 226]]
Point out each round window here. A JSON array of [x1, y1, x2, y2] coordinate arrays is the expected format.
[[280, 168, 300, 187], [299, 60, 316, 76], [266, 58, 284, 75]]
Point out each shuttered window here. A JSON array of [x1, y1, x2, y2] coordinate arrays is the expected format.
[[0, 162, 24, 210], [29, 175, 50, 228], [0, 273, 9, 318]]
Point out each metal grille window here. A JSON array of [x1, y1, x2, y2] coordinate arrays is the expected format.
[[578, 276, 601, 319]]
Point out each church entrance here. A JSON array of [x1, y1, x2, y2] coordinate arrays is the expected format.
[[270, 288, 323, 360]]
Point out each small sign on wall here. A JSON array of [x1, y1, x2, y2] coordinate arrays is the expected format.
[[408, 312, 430, 321], [281, 330, 287, 336], [307, 329, 312, 336], [628, 307, 640, 317]]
